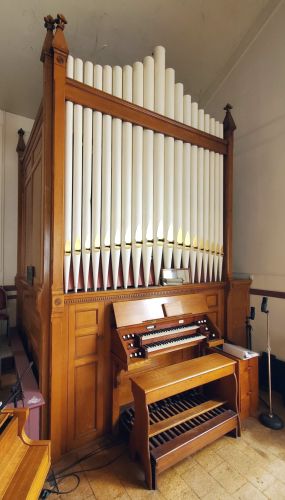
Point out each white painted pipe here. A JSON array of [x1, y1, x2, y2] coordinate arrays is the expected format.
[[174, 140, 183, 269], [154, 46, 165, 115], [143, 129, 154, 286], [64, 55, 74, 293], [182, 142, 191, 269], [111, 66, 123, 290], [121, 65, 133, 288], [164, 136, 174, 269], [165, 68, 175, 119], [143, 56, 154, 111], [82, 61, 93, 292], [72, 57, 83, 292], [153, 133, 164, 284]]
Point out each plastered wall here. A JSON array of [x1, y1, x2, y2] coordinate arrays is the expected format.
[[206, 1, 285, 360]]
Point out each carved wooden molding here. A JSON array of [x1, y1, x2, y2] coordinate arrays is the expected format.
[[64, 283, 225, 305]]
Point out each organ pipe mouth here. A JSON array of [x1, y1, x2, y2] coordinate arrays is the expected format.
[[64, 251, 71, 256]]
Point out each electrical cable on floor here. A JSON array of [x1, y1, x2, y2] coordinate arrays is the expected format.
[[40, 436, 126, 497]]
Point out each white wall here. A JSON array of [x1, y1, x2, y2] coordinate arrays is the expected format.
[[206, 1, 285, 360], [0, 110, 34, 327]]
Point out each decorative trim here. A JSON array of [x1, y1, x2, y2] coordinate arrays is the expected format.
[[64, 282, 225, 305], [250, 288, 285, 300]]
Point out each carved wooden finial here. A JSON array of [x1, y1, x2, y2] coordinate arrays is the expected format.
[[44, 14, 56, 31], [16, 128, 26, 155], [55, 14, 67, 31], [52, 13, 69, 57], [223, 103, 236, 134], [41, 14, 56, 62]]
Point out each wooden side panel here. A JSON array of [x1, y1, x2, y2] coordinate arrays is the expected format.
[[67, 302, 105, 450], [16, 119, 44, 372], [227, 280, 251, 346]]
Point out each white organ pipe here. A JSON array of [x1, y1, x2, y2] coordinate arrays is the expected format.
[[197, 108, 205, 283], [132, 61, 143, 288], [111, 66, 122, 289], [214, 120, 220, 281], [101, 65, 112, 290], [173, 83, 184, 268], [209, 117, 216, 282], [121, 65, 133, 288], [203, 113, 210, 282], [132, 125, 143, 288], [183, 95, 191, 126], [153, 133, 164, 284], [133, 62, 143, 106], [94, 64, 103, 89], [174, 83, 184, 123], [92, 65, 103, 291], [182, 95, 191, 269], [143, 56, 154, 286], [143, 56, 154, 111], [164, 136, 174, 269], [72, 58, 83, 292], [182, 142, 191, 269], [190, 102, 198, 282], [64, 55, 74, 293], [164, 68, 175, 269], [123, 65, 132, 103], [174, 140, 183, 269], [82, 61, 93, 291], [143, 130, 154, 286], [154, 46, 165, 115], [165, 68, 175, 119], [219, 122, 224, 281], [103, 65, 112, 94]]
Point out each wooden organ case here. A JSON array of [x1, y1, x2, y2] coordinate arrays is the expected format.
[[16, 15, 251, 461]]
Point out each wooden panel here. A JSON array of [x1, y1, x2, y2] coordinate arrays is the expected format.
[[74, 363, 97, 437], [24, 179, 33, 270], [67, 301, 105, 450], [227, 280, 251, 346], [207, 295, 217, 307], [163, 295, 208, 316], [75, 335, 97, 358], [32, 161, 43, 284]]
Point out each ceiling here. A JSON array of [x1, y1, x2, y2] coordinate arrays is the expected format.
[[0, 0, 280, 119]]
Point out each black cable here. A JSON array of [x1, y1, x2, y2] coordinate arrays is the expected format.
[[41, 439, 126, 497], [47, 437, 124, 480]]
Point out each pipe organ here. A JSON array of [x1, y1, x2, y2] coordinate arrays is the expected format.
[[16, 15, 253, 462], [63, 46, 225, 292]]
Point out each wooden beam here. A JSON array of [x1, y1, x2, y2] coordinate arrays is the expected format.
[[65, 79, 227, 155]]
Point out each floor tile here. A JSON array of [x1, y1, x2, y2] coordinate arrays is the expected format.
[[234, 482, 267, 499], [210, 461, 247, 494]]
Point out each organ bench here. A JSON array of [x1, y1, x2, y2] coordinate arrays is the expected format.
[[129, 353, 240, 489]]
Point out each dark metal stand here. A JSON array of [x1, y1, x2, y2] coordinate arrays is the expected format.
[[259, 312, 284, 430]]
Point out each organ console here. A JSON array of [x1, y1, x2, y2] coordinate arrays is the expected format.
[[16, 15, 252, 461], [111, 297, 239, 489]]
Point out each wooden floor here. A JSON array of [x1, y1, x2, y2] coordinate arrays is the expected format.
[[46, 394, 285, 500]]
